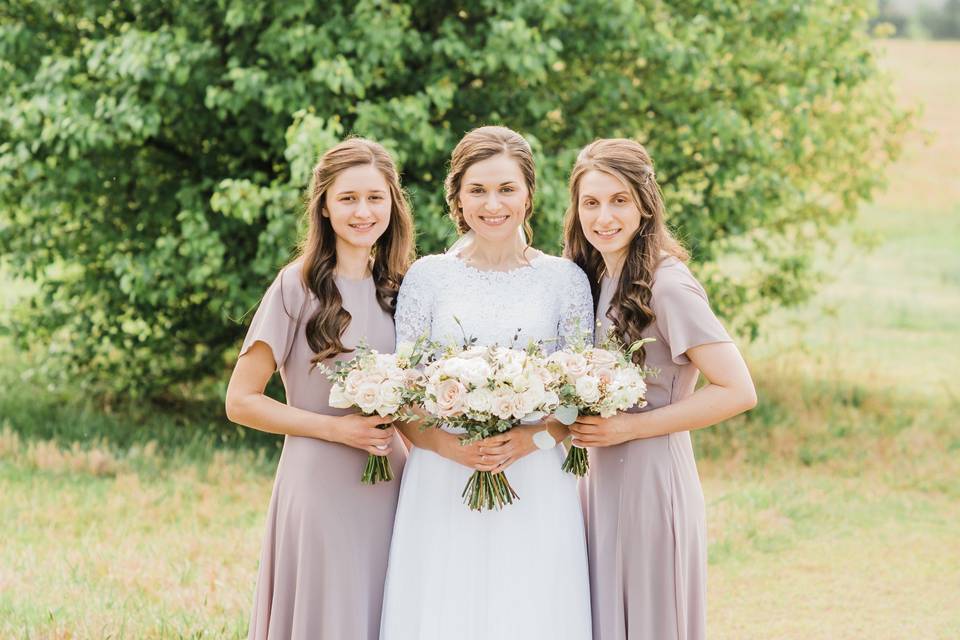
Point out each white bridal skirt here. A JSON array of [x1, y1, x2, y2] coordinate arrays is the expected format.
[[379, 443, 592, 640]]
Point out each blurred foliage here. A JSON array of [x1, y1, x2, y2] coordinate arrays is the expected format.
[[872, 0, 960, 40], [0, 0, 908, 398]]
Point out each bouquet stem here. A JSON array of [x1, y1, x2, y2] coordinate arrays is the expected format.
[[360, 422, 395, 485], [361, 452, 394, 485], [561, 445, 589, 477], [462, 470, 519, 511]]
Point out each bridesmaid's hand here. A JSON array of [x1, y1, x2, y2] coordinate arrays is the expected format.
[[475, 425, 540, 474], [328, 413, 396, 456], [570, 413, 638, 447]]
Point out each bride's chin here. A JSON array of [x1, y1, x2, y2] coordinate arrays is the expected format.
[[472, 224, 522, 240]]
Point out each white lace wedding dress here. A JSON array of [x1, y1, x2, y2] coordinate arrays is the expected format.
[[379, 252, 593, 640]]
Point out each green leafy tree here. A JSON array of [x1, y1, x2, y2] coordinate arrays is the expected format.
[[0, 0, 907, 398]]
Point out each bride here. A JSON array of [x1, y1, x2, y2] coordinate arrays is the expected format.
[[379, 126, 593, 640]]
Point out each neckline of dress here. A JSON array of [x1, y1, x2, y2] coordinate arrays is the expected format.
[[334, 273, 373, 284], [449, 251, 547, 276]]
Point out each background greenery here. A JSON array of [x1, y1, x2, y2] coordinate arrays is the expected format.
[[0, 0, 907, 398]]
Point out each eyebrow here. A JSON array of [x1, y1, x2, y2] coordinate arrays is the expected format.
[[334, 189, 387, 195], [466, 181, 519, 187], [581, 191, 630, 199]]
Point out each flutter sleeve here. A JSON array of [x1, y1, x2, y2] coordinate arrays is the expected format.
[[394, 257, 435, 344], [651, 263, 732, 365], [557, 260, 595, 348], [239, 266, 307, 370]]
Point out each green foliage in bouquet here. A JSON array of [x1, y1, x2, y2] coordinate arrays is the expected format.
[[0, 0, 907, 398]]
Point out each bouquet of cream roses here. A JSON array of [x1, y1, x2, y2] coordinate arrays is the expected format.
[[547, 333, 654, 476], [324, 341, 425, 484], [414, 341, 560, 511]]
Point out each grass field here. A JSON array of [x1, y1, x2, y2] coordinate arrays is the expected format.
[[1, 39, 959, 639]]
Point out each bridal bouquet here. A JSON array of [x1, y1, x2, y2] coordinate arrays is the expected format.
[[324, 341, 425, 484], [415, 342, 560, 511], [547, 333, 654, 476]]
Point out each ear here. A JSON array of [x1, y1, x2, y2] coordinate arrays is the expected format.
[[321, 207, 330, 218]]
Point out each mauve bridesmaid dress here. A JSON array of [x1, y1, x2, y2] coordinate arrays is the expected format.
[[239, 259, 405, 640], [585, 256, 732, 640]]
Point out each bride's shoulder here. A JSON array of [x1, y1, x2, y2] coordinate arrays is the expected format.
[[534, 253, 589, 280], [401, 253, 453, 286]]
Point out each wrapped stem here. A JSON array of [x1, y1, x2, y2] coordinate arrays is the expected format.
[[561, 445, 589, 477]]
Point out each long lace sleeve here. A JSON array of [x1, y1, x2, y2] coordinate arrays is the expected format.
[[394, 257, 436, 344], [557, 260, 594, 348]]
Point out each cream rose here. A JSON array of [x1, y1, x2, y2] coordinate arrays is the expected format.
[[435, 378, 467, 417], [564, 353, 590, 378], [355, 381, 382, 414]]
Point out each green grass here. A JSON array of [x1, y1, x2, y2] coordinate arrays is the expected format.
[[1, 38, 959, 638]]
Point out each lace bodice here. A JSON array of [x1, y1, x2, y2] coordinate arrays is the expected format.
[[395, 253, 594, 352]]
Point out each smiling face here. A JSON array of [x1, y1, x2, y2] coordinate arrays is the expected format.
[[456, 153, 529, 243], [324, 163, 392, 253], [576, 169, 643, 267]]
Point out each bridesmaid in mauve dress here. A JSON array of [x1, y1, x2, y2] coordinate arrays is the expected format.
[[225, 138, 415, 640], [562, 139, 758, 640]]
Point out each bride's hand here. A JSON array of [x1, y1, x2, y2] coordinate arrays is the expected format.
[[436, 432, 491, 470], [475, 425, 541, 474]]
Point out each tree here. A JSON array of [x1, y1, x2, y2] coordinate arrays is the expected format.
[[0, 0, 908, 398]]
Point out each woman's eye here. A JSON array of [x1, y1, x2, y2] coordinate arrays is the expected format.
[[500, 187, 514, 193], [615, 197, 627, 205], [340, 196, 355, 202], [370, 195, 383, 201]]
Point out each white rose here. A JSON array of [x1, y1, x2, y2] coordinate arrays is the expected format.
[[564, 353, 590, 378], [495, 350, 526, 382], [575, 375, 601, 404], [466, 387, 495, 415], [588, 348, 619, 368], [493, 390, 516, 420], [328, 383, 353, 409], [404, 369, 426, 394], [594, 366, 615, 386], [511, 393, 528, 420], [520, 385, 546, 415], [460, 359, 492, 388], [435, 378, 467, 417], [344, 369, 365, 397], [378, 383, 403, 415], [355, 382, 382, 414], [460, 345, 488, 359]]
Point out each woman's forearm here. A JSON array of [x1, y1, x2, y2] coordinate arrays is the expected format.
[[630, 381, 756, 440], [397, 414, 451, 455], [225, 391, 336, 440]]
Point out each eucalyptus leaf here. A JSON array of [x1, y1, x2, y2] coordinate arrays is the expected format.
[[555, 404, 580, 426]]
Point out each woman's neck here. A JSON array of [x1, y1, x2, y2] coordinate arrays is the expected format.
[[600, 250, 626, 280], [334, 242, 373, 280], [459, 232, 530, 271]]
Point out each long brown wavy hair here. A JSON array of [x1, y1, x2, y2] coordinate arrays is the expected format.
[[296, 137, 415, 363], [563, 138, 687, 364], [444, 125, 536, 245]]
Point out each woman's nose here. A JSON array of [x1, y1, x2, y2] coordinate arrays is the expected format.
[[484, 193, 501, 212]]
